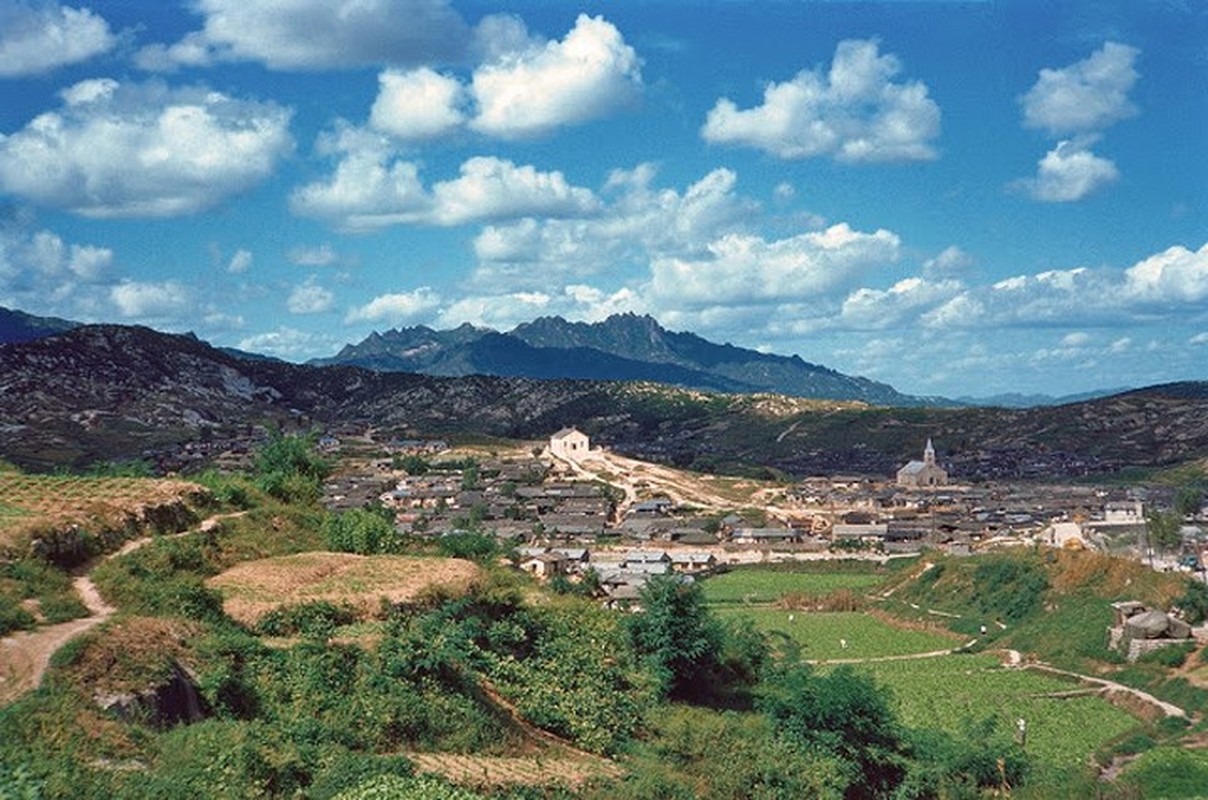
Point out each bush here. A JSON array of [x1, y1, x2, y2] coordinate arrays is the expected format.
[[256, 601, 356, 640], [972, 558, 1048, 622], [324, 508, 399, 555]]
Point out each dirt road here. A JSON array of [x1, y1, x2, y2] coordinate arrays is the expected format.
[[0, 512, 242, 707]]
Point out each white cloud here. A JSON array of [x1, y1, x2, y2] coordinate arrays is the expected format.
[[470, 14, 642, 139], [429, 156, 598, 225], [137, 0, 469, 71], [0, 223, 113, 316], [227, 249, 252, 274], [470, 13, 541, 64], [110, 280, 190, 318], [649, 223, 901, 309], [1021, 42, 1139, 136], [1123, 242, 1208, 303], [289, 126, 429, 231], [287, 278, 334, 314], [1191, 332, 1208, 346], [0, 79, 293, 218], [345, 288, 441, 324], [369, 67, 467, 140], [840, 277, 963, 330], [922, 245, 973, 279], [1060, 331, 1091, 347], [1110, 337, 1132, 353], [471, 164, 756, 287], [701, 39, 940, 162], [292, 132, 599, 230], [0, 1, 115, 77], [1017, 139, 1119, 202], [287, 243, 340, 267], [236, 326, 326, 360]]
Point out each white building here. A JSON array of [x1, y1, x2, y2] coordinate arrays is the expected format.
[[549, 427, 590, 461], [896, 439, 948, 488]]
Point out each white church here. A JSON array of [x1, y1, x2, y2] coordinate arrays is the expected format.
[[897, 439, 948, 488]]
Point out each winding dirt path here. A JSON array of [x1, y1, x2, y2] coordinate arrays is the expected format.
[[1002, 649, 1187, 719], [0, 511, 243, 707]]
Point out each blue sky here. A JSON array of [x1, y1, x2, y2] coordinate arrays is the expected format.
[[0, 0, 1205, 398]]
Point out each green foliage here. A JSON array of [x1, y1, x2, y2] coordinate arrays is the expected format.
[[253, 432, 331, 503], [83, 459, 155, 478], [1175, 487, 1204, 518], [393, 454, 430, 475], [1176, 578, 1208, 624], [334, 774, 483, 800], [900, 717, 1029, 798], [436, 531, 498, 561], [628, 576, 724, 701], [1135, 641, 1195, 668], [972, 557, 1049, 622], [759, 663, 908, 798], [0, 762, 45, 800], [701, 566, 884, 605], [256, 601, 357, 640], [0, 558, 90, 634], [323, 507, 399, 555], [1117, 746, 1208, 798], [1145, 509, 1183, 553]]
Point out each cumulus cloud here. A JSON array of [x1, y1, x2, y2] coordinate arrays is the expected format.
[[470, 14, 643, 139], [292, 130, 598, 231], [1123, 242, 1208, 303], [369, 67, 467, 140], [840, 277, 963, 330], [0, 223, 113, 313], [110, 280, 191, 318], [1016, 138, 1119, 202], [0, 1, 115, 77], [701, 39, 940, 162], [345, 287, 441, 324], [236, 326, 328, 360], [1021, 42, 1139, 136], [227, 249, 252, 274], [649, 223, 901, 309], [470, 164, 756, 287], [429, 157, 598, 225], [922, 246, 973, 279], [137, 0, 469, 71], [287, 278, 334, 314], [289, 126, 429, 231], [0, 79, 293, 217], [1191, 332, 1208, 346]]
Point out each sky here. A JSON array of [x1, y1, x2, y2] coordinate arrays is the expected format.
[[0, 0, 1205, 399]]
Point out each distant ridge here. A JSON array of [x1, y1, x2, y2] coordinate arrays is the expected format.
[[315, 312, 935, 407], [0, 306, 79, 345]]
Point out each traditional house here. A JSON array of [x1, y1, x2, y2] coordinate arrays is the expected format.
[[549, 427, 590, 461], [897, 439, 948, 488]]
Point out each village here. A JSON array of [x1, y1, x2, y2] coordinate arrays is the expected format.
[[317, 427, 1208, 607]]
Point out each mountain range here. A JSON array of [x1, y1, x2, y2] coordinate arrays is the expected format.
[[312, 312, 936, 406], [2, 321, 1207, 480]]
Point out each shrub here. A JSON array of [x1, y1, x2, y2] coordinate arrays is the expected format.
[[324, 508, 399, 555], [256, 601, 357, 640], [972, 558, 1048, 622]]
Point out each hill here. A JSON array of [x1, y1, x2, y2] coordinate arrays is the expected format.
[[0, 306, 78, 345], [314, 312, 931, 407], [3, 324, 1208, 478]]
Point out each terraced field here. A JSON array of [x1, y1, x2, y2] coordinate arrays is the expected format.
[[701, 568, 885, 605], [849, 654, 1144, 772]]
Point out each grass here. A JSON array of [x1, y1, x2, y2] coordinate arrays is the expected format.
[[702, 568, 885, 605], [717, 608, 960, 660], [1115, 745, 1208, 798], [848, 654, 1144, 776], [206, 552, 482, 625]]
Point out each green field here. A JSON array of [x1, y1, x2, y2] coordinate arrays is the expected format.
[[849, 654, 1143, 773], [717, 608, 961, 660], [701, 566, 885, 605]]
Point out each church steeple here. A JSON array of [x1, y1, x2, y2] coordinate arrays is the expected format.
[[924, 438, 935, 466]]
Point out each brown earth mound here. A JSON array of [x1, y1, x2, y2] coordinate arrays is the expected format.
[[206, 552, 481, 626]]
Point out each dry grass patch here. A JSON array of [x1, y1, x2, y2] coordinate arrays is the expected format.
[[0, 473, 206, 549], [206, 552, 480, 626], [60, 616, 204, 694]]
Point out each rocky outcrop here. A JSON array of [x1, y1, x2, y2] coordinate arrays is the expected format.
[[94, 661, 207, 729]]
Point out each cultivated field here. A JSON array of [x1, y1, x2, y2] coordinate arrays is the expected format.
[[850, 654, 1143, 772], [701, 568, 886, 605], [206, 552, 481, 625], [717, 607, 961, 660], [407, 751, 623, 790]]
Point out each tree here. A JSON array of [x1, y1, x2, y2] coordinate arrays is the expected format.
[[253, 431, 332, 502], [1176, 487, 1204, 519], [324, 507, 397, 555], [759, 663, 908, 799], [627, 575, 723, 700], [1147, 510, 1183, 554]]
